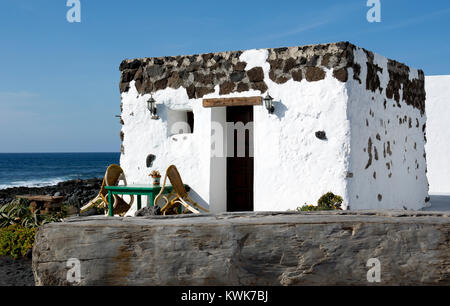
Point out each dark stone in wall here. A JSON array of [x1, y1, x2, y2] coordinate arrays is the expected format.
[[120, 59, 141, 71], [134, 79, 143, 93], [154, 78, 168, 91], [291, 69, 303, 82], [146, 65, 164, 78], [306, 55, 320, 67], [269, 59, 283, 70], [196, 87, 215, 99], [230, 71, 245, 82], [247, 67, 264, 82], [283, 58, 298, 72], [141, 80, 154, 95], [386, 60, 425, 115], [234, 62, 247, 71], [333, 68, 348, 82], [194, 72, 214, 85], [134, 67, 143, 81], [237, 82, 249, 92], [306, 67, 326, 82], [315, 131, 327, 140], [321, 54, 331, 68], [219, 81, 235, 95], [119, 82, 130, 93], [186, 84, 196, 99], [365, 137, 373, 169], [365, 51, 383, 93], [121, 70, 136, 83], [352, 63, 362, 84], [251, 81, 268, 94], [270, 71, 289, 84], [168, 72, 182, 89]]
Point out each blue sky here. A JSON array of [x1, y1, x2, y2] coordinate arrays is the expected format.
[[0, 0, 449, 153]]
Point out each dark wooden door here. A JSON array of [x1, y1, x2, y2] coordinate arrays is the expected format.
[[226, 106, 254, 212]]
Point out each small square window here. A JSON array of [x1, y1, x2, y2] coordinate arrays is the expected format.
[[168, 109, 194, 136]]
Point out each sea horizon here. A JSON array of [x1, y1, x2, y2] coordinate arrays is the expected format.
[[0, 152, 120, 190]]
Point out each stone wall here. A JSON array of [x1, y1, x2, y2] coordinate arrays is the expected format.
[[33, 211, 450, 286], [119, 42, 350, 98], [119, 42, 425, 113]]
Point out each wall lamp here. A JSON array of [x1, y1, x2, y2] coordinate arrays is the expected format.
[[263, 93, 274, 114], [147, 95, 159, 120]]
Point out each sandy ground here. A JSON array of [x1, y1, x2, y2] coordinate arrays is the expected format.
[[0, 256, 34, 286]]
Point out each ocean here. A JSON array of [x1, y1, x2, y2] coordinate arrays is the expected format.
[[0, 153, 120, 190]]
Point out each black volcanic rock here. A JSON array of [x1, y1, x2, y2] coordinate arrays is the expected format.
[[0, 178, 103, 208]]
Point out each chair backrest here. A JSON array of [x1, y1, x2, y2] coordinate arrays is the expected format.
[[105, 164, 125, 187], [166, 165, 188, 198]]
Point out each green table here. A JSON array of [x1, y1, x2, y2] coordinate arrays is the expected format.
[[104, 184, 189, 217]]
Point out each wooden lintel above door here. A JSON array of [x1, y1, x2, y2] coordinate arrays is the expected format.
[[202, 96, 262, 108]]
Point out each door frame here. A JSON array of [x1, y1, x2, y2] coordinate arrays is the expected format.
[[226, 105, 254, 212]]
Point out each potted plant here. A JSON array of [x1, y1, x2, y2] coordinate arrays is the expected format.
[[149, 170, 161, 185]]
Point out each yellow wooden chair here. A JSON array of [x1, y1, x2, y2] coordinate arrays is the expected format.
[[154, 165, 209, 215], [80, 164, 133, 216]]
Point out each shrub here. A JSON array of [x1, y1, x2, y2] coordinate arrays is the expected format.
[[317, 192, 343, 210], [0, 199, 65, 228], [0, 198, 66, 259], [296, 192, 343, 212], [297, 204, 318, 212], [0, 225, 37, 259]]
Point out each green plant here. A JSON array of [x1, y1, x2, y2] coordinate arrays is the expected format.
[[317, 192, 343, 210], [0, 199, 66, 259], [0, 225, 37, 259], [298, 204, 319, 211], [296, 192, 344, 212], [0, 199, 65, 229]]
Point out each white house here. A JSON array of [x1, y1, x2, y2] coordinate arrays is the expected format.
[[425, 75, 450, 194], [118, 42, 429, 214]]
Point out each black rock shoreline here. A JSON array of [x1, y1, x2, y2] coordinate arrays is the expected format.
[[0, 178, 104, 286], [0, 177, 103, 207]]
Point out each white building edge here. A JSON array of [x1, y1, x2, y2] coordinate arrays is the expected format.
[[425, 75, 450, 195]]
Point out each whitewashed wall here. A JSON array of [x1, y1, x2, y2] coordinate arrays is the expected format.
[[425, 75, 450, 194], [120, 45, 428, 213], [120, 84, 212, 215], [120, 49, 350, 214], [346, 48, 428, 210]]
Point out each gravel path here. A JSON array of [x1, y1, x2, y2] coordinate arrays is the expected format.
[[0, 256, 34, 286]]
